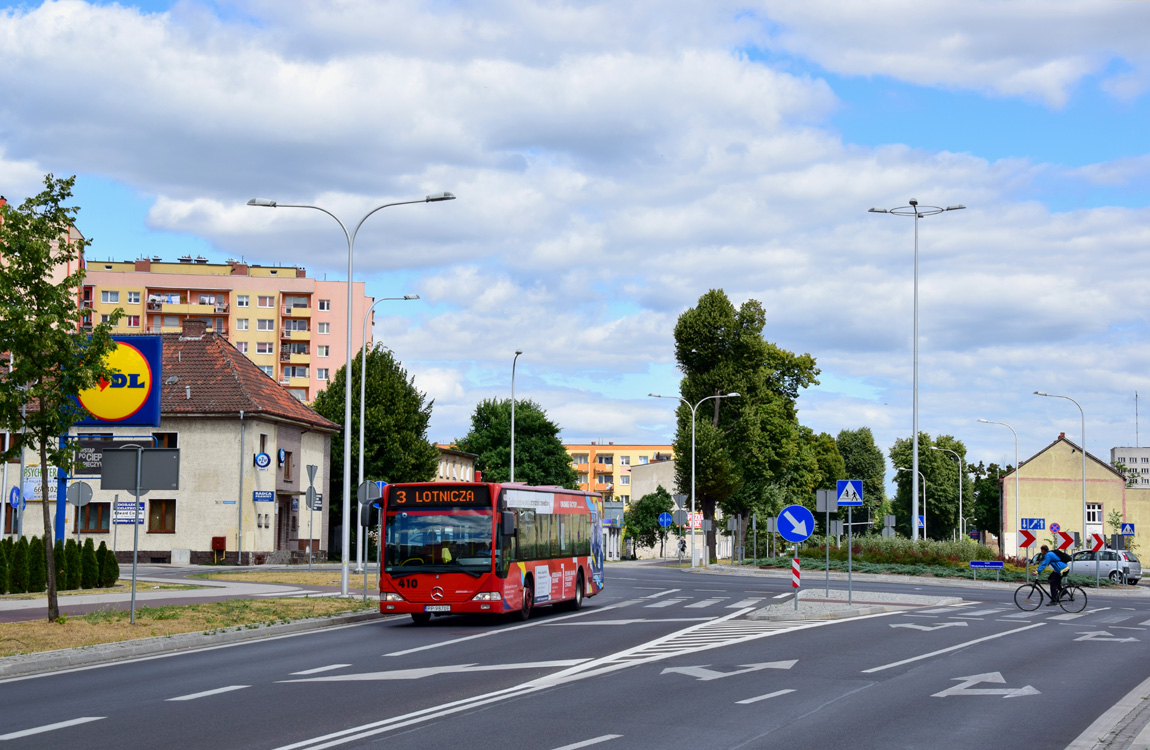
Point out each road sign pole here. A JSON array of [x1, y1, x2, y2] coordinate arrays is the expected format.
[[848, 507, 853, 606], [753, 513, 757, 566], [825, 497, 830, 598], [308, 504, 314, 572], [130, 446, 141, 625], [793, 546, 800, 611]]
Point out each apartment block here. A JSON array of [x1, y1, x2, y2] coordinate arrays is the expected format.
[[564, 442, 674, 507], [1112, 447, 1150, 487], [80, 256, 373, 402]]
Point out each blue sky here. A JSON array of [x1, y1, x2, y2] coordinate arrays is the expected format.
[[2, 0, 1149, 480]]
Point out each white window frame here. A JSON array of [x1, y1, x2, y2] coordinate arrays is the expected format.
[[101, 291, 119, 303], [318, 322, 330, 334], [317, 345, 330, 357], [235, 342, 248, 353], [237, 295, 249, 308], [317, 368, 329, 381], [318, 299, 331, 311], [127, 291, 141, 304], [236, 319, 249, 331], [258, 295, 275, 308], [257, 319, 274, 331], [256, 342, 274, 354]]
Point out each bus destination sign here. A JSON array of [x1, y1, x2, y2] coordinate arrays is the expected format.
[[390, 484, 491, 508]]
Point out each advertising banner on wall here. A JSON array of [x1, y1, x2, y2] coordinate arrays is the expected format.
[[75, 337, 162, 427]]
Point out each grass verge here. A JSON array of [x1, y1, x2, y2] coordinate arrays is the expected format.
[[191, 570, 370, 588], [1, 580, 202, 601], [0, 597, 376, 658]]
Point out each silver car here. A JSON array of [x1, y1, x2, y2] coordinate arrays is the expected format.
[[1069, 549, 1141, 584]]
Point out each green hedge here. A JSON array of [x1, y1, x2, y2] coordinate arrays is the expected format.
[[795, 535, 999, 567]]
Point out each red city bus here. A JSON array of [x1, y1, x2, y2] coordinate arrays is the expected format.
[[379, 481, 605, 623]]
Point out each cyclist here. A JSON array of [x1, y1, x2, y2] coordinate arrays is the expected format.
[[1034, 544, 1068, 606]]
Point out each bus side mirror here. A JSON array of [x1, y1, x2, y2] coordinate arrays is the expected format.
[[501, 511, 516, 535]]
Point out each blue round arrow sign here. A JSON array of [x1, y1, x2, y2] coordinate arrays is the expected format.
[[658, 512, 672, 528], [777, 504, 815, 543]]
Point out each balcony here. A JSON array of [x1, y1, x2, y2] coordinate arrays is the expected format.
[[282, 306, 311, 318], [214, 303, 229, 314], [280, 350, 310, 364], [80, 300, 93, 310], [281, 329, 311, 341]]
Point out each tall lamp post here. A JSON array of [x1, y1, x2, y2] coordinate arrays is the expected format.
[[870, 199, 964, 540], [930, 446, 965, 539], [248, 192, 455, 596], [1035, 392, 1087, 555], [897, 467, 927, 537], [649, 392, 740, 568], [354, 294, 419, 573], [511, 350, 523, 482], [979, 419, 1020, 573]]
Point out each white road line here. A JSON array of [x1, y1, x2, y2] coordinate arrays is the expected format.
[[736, 689, 795, 705], [685, 599, 723, 609], [1048, 613, 1087, 621], [551, 735, 622, 750], [645, 598, 687, 608], [1067, 671, 1150, 749], [384, 600, 637, 657], [0, 717, 104, 741], [642, 589, 681, 599], [861, 624, 1045, 674], [292, 664, 352, 675], [949, 608, 1006, 618], [728, 598, 763, 608], [542, 618, 712, 626], [167, 685, 250, 702], [772, 593, 791, 599]]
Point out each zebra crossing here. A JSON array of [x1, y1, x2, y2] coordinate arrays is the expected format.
[[636, 589, 766, 612], [903, 601, 1144, 627]]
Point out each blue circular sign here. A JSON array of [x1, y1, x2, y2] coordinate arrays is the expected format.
[[777, 504, 816, 544], [254, 452, 271, 469], [8, 486, 20, 507], [658, 512, 673, 528]]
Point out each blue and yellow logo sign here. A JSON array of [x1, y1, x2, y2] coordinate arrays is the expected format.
[[76, 337, 162, 426]]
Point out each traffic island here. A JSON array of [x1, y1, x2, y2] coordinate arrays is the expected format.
[[747, 590, 962, 621]]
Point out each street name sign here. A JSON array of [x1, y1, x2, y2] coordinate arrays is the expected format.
[[969, 561, 1004, 570]]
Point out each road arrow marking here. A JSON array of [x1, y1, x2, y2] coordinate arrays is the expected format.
[[661, 660, 797, 681], [890, 622, 969, 632], [932, 672, 1040, 698], [1075, 631, 1140, 643], [782, 509, 807, 536]]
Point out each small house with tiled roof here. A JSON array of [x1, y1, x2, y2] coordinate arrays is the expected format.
[[7, 320, 339, 563]]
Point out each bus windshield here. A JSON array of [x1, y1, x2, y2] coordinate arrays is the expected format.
[[385, 509, 493, 577]]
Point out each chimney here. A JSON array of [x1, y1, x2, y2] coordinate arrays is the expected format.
[[1059, 432, 1066, 440], [0, 196, 6, 207], [182, 319, 207, 337]]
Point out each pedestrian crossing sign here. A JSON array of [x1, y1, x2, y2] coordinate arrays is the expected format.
[[1122, 523, 1136, 536], [836, 479, 863, 506]]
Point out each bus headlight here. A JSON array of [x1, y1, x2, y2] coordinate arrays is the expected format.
[[382, 592, 405, 602], [471, 592, 502, 602]]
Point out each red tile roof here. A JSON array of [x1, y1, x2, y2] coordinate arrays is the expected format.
[[130, 320, 338, 432]]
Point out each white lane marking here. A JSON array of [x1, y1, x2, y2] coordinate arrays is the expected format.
[[645, 598, 687, 608], [642, 589, 681, 599], [543, 618, 711, 626], [167, 685, 250, 701], [1047, 613, 1087, 621], [694, 589, 727, 592], [728, 598, 763, 608], [772, 593, 791, 599], [0, 717, 104, 740], [685, 599, 723, 609], [736, 689, 796, 705], [1068, 671, 1150, 750], [890, 622, 968, 632], [292, 664, 352, 675], [1139, 619, 1150, 627], [284, 660, 589, 683], [662, 661, 796, 681], [861, 624, 1045, 674], [949, 609, 1006, 618], [551, 734, 623, 750], [384, 600, 636, 657]]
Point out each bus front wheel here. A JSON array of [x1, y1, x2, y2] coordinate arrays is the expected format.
[[519, 580, 534, 621]]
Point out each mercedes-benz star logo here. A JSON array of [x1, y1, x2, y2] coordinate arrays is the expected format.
[[430, 587, 444, 601]]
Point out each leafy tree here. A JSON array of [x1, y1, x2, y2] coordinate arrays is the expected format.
[[81, 538, 99, 589], [837, 427, 887, 521], [65, 539, 81, 591], [624, 486, 674, 554], [10, 537, 29, 594], [311, 345, 439, 543], [0, 542, 9, 594], [968, 460, 1009, 541], [671, 290, 819, 559], [889, 433, 972, 540], [456, 399, 579, 488], [0, 175, 122, 620], [28, 537, 46, 593]]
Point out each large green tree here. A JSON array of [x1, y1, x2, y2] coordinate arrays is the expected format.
[[0, 175, 120, 621], [671, 290, 820, 559], [456, 398, 579, 488], [889, 433, 972, 540], [969, 460, 1009, 541], [837, 427, 887, 522], [624, 485, 674, 555], [312, 345, 439, 534]]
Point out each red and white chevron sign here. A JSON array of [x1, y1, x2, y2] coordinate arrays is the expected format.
[[792, 558, 801, 588]]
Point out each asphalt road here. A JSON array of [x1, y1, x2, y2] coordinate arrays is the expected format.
[[2, 565, 1148, 749]]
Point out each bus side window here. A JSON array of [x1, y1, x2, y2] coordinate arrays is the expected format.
[[549, 514, 560, 557]]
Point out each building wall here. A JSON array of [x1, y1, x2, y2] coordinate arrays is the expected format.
[[564, 443, 673, 508], [1112, 447, 1150, 488], [80, 261, 370, 402], [1002, 439, 1128, 556]]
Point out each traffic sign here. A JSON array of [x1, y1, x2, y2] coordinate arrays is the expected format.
[[658, 512, 672, 528], [1122, 523, 1136, 536], [969, 561, 1005, 570], [1055, 531, 1075, 550], [917, 515, 925, 529], [306, 487, 321, 511], [672, 494, 687, 510], [1091, 533, 1105, 552], [777, 504, 815, 544], [8, 486, 24, 511], [1050, 522, 1061, 533], [357, 480, 383, 505], [836, 479, 863, 507], [672, 509, 688, 526], [1018, 530, 1037, 548], [1020, 518, 1045, 531], [66, 482, 93, 507]]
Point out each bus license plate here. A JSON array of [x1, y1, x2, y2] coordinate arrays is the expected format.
[[424, 605, 450, 612]]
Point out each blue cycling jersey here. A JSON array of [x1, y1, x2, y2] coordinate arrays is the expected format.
[[1036, 550, 1067, 575]]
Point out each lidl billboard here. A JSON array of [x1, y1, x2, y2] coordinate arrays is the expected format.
[[76, 337, 162, 427]]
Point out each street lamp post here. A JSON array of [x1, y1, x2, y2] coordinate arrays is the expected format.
[[354, 294, 419, 573], [897, 467, 927, 537], [979, 419, 1021, 577], [248, 192, 455, 596], [1035, 391, 1087, 557], [931, 446, 965, 539], [870, 199, 965, 540], [649, 392, 740, 568], [511, 350, 523, 482]]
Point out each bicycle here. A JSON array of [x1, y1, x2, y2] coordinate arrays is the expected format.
[[1014, 571, 1087, 613]]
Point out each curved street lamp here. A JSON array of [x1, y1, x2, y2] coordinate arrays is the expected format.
[[649, 392, 740, 568], [870, 199, 965, 540], [354, 294, 419, 572], [1034, 391, 1088, 558], [248, 192, 454, 596], [930, 446, 965, 539], [511, 350, 523, 482]]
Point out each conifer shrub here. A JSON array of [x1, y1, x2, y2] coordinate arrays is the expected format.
[[0, 543, 9, 595], [65, 538, 81, 590], [10, 537, 30, 594], [97, 541, 119, 587], [28, 536, 46, 593], [81, 538, 99, 589], [54, 539, 66, 589]]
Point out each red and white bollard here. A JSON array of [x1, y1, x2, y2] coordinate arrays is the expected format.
[[792, 555, 801, 609]]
